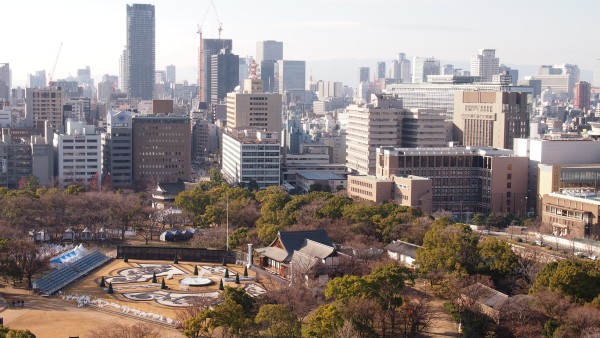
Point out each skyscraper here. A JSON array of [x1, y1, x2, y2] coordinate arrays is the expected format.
[[470, 49, 500, 82], [412, 57, 440, 83], [255, 40, 283, 65], [377, 62, 386, 80], [210, 49, 239, 104], [276, 61, 306, 93], [574, 81, 591, 110], [165, 65, 176, 84], [358, 67, 370, 83], [126, 4, 155, 100], [200, 39, 233, 102], [0, 63, 10, 100]]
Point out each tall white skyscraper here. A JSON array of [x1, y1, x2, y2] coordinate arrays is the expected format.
[[470, 49, 500, 82], [412, 57, 440, 83]]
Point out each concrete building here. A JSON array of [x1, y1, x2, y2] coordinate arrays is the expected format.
[[0, 63, 10, 100], [210, 49, 239, 104], [102, 110, 133, 189], [132, 115, 191, 187], [0, 106, 11, 128], [346, 94, 447, 175], [529, 64, 580, 99], [226, 78, 282, 132], [316, 81, 344, 99], [385, 81, 533, 121], [255, 40, 283, 65], [541, 192, 600, 239], [276, 60, 306, 93], [453, 91, 530, 150], [260, 60, 277, 93], [296, 172, 346, 193], [358, 67, 370, 84], [0, 130, 33, 188], [412, 57, 440, 84], [191, 119, 218, 163], [513, 138, 600, 214], [372, 146, 528, 214], [470, 49, 500, 82], [31, 124, 54, 187], [53, 120, 101, 188], [393, 175, 433, 213], [376, 62, 386, 80], [25, 87, 64, 132], [200, 39, 233, 103], [27, 71, 46, 89], [574, 81, 591, 110], [221, 129, 280, 188], [126, 4, 155, 100]]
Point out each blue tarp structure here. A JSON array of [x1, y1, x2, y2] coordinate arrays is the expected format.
[[159, 229, 195, 242], [50, 244, 87, 266]]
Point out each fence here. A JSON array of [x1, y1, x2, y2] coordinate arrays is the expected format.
[[116, 246, 237, 263]]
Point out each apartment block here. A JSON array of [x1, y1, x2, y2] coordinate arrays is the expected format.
[[226, 78, 282, 132], [53, 120, 101, 188], [26, 87, 64, 132], [102, 110, 133, 189]]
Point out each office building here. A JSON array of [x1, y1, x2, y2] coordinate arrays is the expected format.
[[256, 40, 283, 65], [102, 110, 133, 189], [412, 57, 440, 83], [125, 4, 155, 100], [367, 146, 528, 214], [574, 81, 591, 110], [53, 120, 101, 188], [31, 123, 54, 187], [132, 115, 191, 187], [200, 38, 233, 102], [165, 65, 176, 84], [210, 49, 239, 104], [385, 81, 533, 121], [453, 91, 530, 150], [498, 65, 518, 85], [28, 71, 46, 89], [260, 60, 277, 93], [389, 53, 412, 83], [276, 60, 306, 93], [0, 63, 10, 100], [358, 67, 370, 84], [0, 130, 33, 188], [346, 94, 447, 175], [222, 130, 280, 188], [470, 49, 500, 82], [377, 62, 386, 80], [529, 64, 580, 99], [25, 87, 64, 132], [226, 78, 282, 132], [541, 192, 600, 239]]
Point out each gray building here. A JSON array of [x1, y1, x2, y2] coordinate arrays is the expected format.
[[0, 63, 10, 100], [377, 62, 386, 80], [102, 110, 133, 189], [210, 49, 239, 104], [126, 4, 155, 100], [276, 60, 306, 93], [260, 60, 277, 93], [358, 67, 370, 84], [256, 40, 283, 65], [200, 39, 233, 103]]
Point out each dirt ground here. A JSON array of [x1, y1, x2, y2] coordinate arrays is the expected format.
[[410, 280, 461, 337], [0, 259, 252, 338]]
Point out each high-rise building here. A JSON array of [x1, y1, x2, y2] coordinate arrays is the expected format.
[[165, 65, 176, 84], [126, 4, 155, 100], [53, 120, 101, 188], [412, 57, 440, 83], [453, 91, 530, 150], [28, 71, 47, 89], [102, 110, 133, 189], [210, 49, 239, 104], [377, 62, 386, 80], [200, 39, 233, 102], [0, 130, 33, 188], [0, 63, 10, 100], [260, 60, 277, 93], [346, 94, 447, 175], [25, 87, 64, 132], [276, 60, 306, 93], [498, 65, 518, 85], [358, 67, 370, 84], [255, 40, 283, 65], [574, 81, 591, 110], [443, 64, 454, 76], [226, 78, 282, 132], [132, 115, 191, 187], [530, 64, 580, 99], [470, 49, 500, 82]]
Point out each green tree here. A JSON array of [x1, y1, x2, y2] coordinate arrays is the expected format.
[[255, 304, 301, 338], [477, 237, 519, 282], [183, 309, 214, 338], [210, 299, 255, 337], [530, 260, 600, 302], [64, 184, 85, 195], [416, 223, 480, 284], [305, 304, 344, 337], [223, 286, 254, 314], [208, 166, 224, 184]]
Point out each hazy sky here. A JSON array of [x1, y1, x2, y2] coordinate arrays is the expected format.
[[4, 0, 598, 87]]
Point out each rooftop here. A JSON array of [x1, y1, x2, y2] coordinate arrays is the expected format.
[[297, 172, 345, 180]]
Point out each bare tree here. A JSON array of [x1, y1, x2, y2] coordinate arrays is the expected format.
[[398, 295, 434, 338], [264, 283, 322, 322], [89, 323, 161, 338], [500, 294, 545, 337]]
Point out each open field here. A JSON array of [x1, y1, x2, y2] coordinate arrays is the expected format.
[[0, 258, 256, 338]]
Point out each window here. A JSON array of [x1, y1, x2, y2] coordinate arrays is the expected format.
[[507, 164, 512, 171], [507, 173, 512, 180], [507, 182, 511, 189]]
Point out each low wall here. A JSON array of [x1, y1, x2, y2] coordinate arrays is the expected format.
[[116, 246, 237, 263]]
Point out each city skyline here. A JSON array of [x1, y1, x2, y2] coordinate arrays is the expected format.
[[3, 0, 598, 88]]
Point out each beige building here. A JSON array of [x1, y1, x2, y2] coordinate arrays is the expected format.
[[453, 91, 529, 150], [132, 115, 191, 188], [541, 192, 600, 239], [346, 93, 447, 175], [226, 78, 282, 132], [26, 87, 64, 132], [347, 175, 393, 203], [393, 175, 433, 214], [372, 146, 528, 214], [538, 163, 600, 214]]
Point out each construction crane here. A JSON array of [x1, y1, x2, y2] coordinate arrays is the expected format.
[[212, 2, 223, 39], [48, 42, 63, 86]]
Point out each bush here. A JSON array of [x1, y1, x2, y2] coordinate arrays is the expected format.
[[443, 302, 460, 323], [516, 238, 523, 243], [107, 282, 113, 294]]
